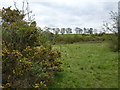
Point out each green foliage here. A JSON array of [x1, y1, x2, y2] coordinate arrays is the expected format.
[[2, 7, 24, 23], [2, 7, 63, 88], [107, 35, 118, 52], [39, 30, 54, 45], [103, 11, 118, 52], [52, 34, 105, 44]]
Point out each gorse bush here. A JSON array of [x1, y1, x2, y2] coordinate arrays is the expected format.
[[2, 7, 63, 88]]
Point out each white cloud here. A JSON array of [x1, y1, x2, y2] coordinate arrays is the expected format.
[[0, 0, 119, 32]]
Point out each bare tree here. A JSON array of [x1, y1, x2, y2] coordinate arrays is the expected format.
[[75, 27, 82, 34], [103, 11, 118, 35], [60, 28, 66, 34], [51, 28, 60, 34], [88, 28, 93, 34], [83, 27, 87, 34], [13, 0, 35, 22], [66, 28, 72, 34], [75, 27, 80, 34]]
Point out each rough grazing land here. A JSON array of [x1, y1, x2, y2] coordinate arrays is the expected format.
[[48, 42, 118, 88]]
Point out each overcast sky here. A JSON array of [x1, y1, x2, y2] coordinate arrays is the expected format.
[[0, 0, 119, 32]]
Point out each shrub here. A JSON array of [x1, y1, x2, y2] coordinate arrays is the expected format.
[[107, 35, 118, 52], [2, 7, 63, 88], [103, 11, 119, 52], [51, 34, 105, 44]]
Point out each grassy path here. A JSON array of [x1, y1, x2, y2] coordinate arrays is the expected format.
[[48, 42, 118, 88]]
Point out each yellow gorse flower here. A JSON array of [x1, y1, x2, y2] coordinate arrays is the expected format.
[[6, 83, 11, 86], [13, 70, 15, 74], [2, 54, 5, 56], [33, 83, 40, 88], [40, 81, 42, 84], [8, 75, 11, 79], [34, 85, 39, 88], [0, 86, 5, 88]]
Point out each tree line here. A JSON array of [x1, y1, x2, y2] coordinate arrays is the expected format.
[[42, 26, 99, 34]]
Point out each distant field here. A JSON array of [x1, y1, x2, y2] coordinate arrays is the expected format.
[[48, 42, 118, 88]]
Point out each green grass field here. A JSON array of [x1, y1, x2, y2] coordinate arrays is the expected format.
[[48, 42, 118, 88]]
